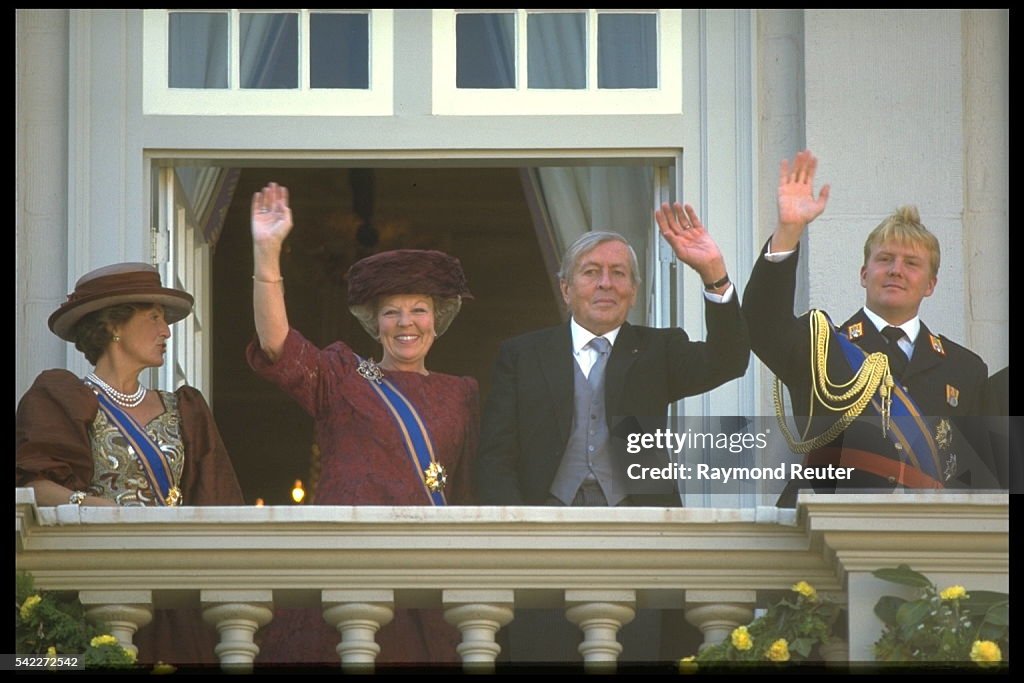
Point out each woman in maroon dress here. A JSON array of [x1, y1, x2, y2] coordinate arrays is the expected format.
[[248, 182, 478, 668]]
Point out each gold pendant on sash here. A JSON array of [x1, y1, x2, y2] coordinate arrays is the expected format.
[[165, 486, 182, 507], [424, 462, 447, 493]]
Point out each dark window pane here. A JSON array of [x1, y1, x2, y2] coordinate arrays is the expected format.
[[169, 12, 228, 88], [456, 13, 515, 89], [598, 13, 657, 89], [240, 13, 298, 89], [528, 12, 585, 89], [311, 13, 369, 89]]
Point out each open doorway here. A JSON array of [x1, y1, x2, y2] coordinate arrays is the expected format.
[[211, 167, 562, 504]]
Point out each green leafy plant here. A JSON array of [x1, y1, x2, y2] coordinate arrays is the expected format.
[[16, 572, 136, 669], [678, 581, 842, 671], [872, 564, 1007, 667]]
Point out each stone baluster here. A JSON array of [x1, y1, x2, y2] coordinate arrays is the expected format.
[[321, 589, 395, 673], [564, 589, 636, 673], [684, 590, 756, 651], [443, 589, 515, 673], [201, 590, 274, 673], [80, 590, 153, 660]]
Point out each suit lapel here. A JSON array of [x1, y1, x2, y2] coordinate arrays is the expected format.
[[539, 324, 575, 443], [605, 323, 640, 417]]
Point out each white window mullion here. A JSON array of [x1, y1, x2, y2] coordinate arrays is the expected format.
[[587, 10, 599, 92], [655, 10, 662, 89], [516, 9, 527, 92], [229, 9, 240, 90], [299, 9, 310, 90], [146, 9, 391, 115], [367, 10, 374, 89]]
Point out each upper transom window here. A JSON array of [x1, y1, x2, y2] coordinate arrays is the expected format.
[[143, 9, 393, 115], [433, 9, 681, 115]]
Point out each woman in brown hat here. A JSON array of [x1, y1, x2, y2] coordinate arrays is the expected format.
[[247, 182, 478, 666], [15, 262, 244, 666], [16, 262, 243, 508]]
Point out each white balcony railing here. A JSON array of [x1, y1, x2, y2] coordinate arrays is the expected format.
[[15, 490, 1009, 672]]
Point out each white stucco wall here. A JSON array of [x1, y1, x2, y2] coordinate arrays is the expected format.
[[756, 10, 807, 313], [803, 9, 1007, 372], [16, 10, 70, 404], [963, 10, 1009, 372]]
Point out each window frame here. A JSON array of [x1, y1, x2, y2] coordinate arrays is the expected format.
[[142, 9, 393, 116], [431, 8, 682, 116]]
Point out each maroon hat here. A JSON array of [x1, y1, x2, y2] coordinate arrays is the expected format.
[[48, 262, 194, 341], [345, 249, 473, 306]]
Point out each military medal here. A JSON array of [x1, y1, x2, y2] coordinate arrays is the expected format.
[[935, 418, 952, 450], [943, 453, 958, 481], [424, 461, 447, 493], [847, 322, 864, 340], [946, 385, 959, 408], [930, 334, 945, 356]]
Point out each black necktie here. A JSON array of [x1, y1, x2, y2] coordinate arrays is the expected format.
[[881, 326, 908, 378]]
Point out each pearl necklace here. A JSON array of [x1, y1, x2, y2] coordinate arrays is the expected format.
[[86, 372, 147, 408]]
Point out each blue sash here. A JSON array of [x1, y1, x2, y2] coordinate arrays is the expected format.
[[92, 390, 182, 506], [358, 358, 447, 506], [833, 329, 943, 481]]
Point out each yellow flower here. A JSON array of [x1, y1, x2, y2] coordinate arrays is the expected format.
[[792, 580, 818, 601], [46, 646, 57, 657], [125, 648, 137, 663], [731, 625, 753, 651], [678, 655, 698, 674], [766, 638, 790, 662], [90, 634, 119, 648], [19, 594, 42, 620], [939, 585, 967, 601], [970, 640, 1002, 667], [152, 662, 178, 675]]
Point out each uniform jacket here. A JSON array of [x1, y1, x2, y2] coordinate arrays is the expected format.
[[743, 240, 994, 499]]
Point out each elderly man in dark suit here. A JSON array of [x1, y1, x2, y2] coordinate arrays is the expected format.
[[476, 203, 749, 666], [478, 203, 750, 508], [743, 150, 998, 506]]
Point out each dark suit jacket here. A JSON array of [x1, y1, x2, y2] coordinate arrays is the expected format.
[[477, 298, 749, 505], [743, 240, 994, 498]]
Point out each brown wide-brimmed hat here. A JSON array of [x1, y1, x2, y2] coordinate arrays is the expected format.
[[345, 249, 473, 306], [48, 262, 194, 341]]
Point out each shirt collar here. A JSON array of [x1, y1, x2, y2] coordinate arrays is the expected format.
[[569, 317, 622, 355], [862, 307, 921, 345]]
